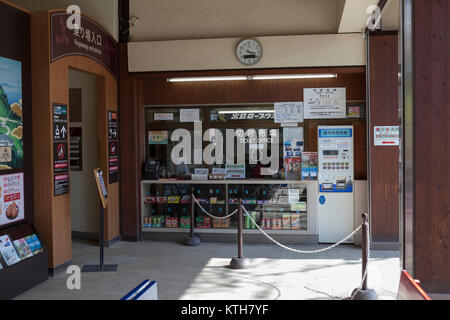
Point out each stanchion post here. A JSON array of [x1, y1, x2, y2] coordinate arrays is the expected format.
[[229, 198, 249, 269], [351, 213, 378, 300], [183, 188, 201, 246]]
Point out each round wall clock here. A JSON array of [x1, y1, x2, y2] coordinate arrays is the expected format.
[[236, 39, 262, 65]]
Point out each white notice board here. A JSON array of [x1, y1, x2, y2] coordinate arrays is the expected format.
[[374, 126, 400, 146], [304, 88, 346, 119]]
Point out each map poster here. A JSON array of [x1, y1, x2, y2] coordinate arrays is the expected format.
[[0, 57, 23, 171], [0, 173, 25, 227]]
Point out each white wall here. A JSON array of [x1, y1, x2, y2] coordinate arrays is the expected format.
[[69, 69, 99, 235], [10, 0, 119, 41], [128, 33, 366, 72]]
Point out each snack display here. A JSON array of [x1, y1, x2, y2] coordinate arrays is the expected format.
[[282, 214, 291, 230], [179, 216, 191, 229]]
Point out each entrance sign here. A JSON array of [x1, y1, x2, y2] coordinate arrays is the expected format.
[[374, 126, 399, 146], [304, 88, 346, 119], [94, 168, 108, 209], [51, 12, 118, 79]]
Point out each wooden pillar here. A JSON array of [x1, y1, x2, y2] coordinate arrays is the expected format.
[[401, 0, 450, 293], [368, 32, 400, 247]]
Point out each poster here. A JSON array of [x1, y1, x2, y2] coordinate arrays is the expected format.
[[69, 127, 82, 171], [149, 131, 169, 145], [108, 111, 119, 183], [53, 103, 68, 141], [53, 142, 69, 174], [154, 113, 174, 121], [0, 57, 23, 170], [304, 88, 346, 119], [374, 126, 400, 146], [0, 173, 25, 227], [54, 173, 69, 196], [275, 102, 304, 123], [180, 109, 200, 123]]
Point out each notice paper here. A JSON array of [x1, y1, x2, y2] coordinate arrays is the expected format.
[[180, 109, 200, 123], [304, 88, 346, 119], [275, 102, 304, 123]]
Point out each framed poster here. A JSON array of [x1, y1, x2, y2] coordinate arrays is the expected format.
[[0, 173, 25, 227], [0, 57, 23, 171], [304, 88, 346, 119]]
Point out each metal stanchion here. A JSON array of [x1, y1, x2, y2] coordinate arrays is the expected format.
[[183, 188, 201, 246], [352, 213, 378, 300], [229, 199, 250, 269]]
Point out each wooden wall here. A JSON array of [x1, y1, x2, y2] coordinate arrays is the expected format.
[[120, 56, 367, 239], [413, 0, 449, 293], [31, 11, 120, 269], [368, 32, 399, 243]]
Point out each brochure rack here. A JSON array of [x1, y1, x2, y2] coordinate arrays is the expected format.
[[0, 223, 48, 300]]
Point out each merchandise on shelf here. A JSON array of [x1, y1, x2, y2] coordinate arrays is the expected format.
[[220, 218, 230, 229], [144, 195, 156, 204], [282, 214, 291, 230], [262, 217, 271, 230], [196, 217, 211, 229], [156, 196, 167, 204], [180, 195, 192, 204], [291, 214, 301, 230], [165, 217, 179, 228], [272, 218, 283, 230], [180, 216, 191, 229], [167, 196, 181, 204]]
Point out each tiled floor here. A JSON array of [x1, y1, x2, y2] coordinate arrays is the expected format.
[[15, 239, 401, 300]]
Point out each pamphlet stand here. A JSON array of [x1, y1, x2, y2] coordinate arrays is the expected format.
[[82, 169, 118, 273], [0, 223, 49, 300]]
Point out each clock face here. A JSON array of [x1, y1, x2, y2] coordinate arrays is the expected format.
[[236, 39, 262, 65]]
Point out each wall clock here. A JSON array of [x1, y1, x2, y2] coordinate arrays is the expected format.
[[236, 39, 262, 65]]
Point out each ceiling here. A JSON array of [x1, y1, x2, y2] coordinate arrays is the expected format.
[[129, 0, 399, 42]]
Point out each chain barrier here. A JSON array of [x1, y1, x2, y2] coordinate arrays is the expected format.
[[241, 205, 363, 254], [241, 205, 371, 300], [192, 195, 239, 220]]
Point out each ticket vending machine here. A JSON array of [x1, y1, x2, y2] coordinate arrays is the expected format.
[[317, 126, 354, 243]]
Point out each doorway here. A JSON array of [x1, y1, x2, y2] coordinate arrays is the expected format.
[[68, 69, 100, 244]]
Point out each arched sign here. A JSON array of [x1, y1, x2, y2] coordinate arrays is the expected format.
[[50, 12, 118, 79]]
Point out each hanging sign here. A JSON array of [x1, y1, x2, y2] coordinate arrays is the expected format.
[[50, 12, 118, 79], [304, 88, 346, 119], [374, 126, 400, 146]]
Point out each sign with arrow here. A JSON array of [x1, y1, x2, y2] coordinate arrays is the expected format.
[[53, 103, 68, 141], [374, 126, 399, 146]]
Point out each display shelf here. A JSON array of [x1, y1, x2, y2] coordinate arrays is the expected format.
[[141, 180, 319, 242]]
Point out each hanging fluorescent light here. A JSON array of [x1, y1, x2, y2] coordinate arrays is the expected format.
[[252, 73, 338, 80], [167, 76, 249, 82], [218, 110, 274, 114], [167, 73, 338, 83]]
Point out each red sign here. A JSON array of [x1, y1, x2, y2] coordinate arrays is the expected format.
[[51, 12, 118, 79]]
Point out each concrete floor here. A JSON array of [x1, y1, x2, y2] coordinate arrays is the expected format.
[[15, 239, 401, 300]]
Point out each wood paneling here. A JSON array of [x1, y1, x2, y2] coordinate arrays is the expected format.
[[413, 0, 449, 292], [368, 32, 399, 243], [31, 11, 120, 269]]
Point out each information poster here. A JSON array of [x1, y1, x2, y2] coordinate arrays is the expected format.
[[149, 131, 169, 145], [304, 88, 346, 119], [69, 127, 82, 171], [374, 126, 400, 146], [180, 109, 200, 123], [0, 173, 25, 227], [275, 102, 304, 124], [0, 57, 23, 171], [54, 173, 69, 196], [53, 142, 69, 174], [108, 111, 119, 184], [53, 104, 68, 141]]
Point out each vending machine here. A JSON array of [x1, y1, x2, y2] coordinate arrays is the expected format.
[[317, 126, 354, 243]]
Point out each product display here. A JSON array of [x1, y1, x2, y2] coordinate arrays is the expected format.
[[179, 216, 191, 229], [196, 217, 211, 229], [0, 235, 21, 266]]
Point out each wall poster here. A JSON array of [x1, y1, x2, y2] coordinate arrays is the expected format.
[[108, 111, 119, 184], [304, 88, 347, 119], [0, 173, 25, 227], [0, 57, 23, 171]]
